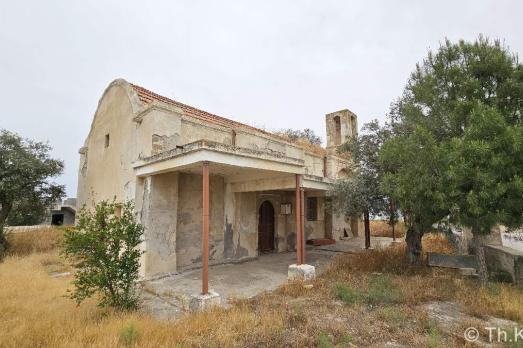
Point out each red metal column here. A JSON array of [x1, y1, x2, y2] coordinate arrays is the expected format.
[[295, 174, 302, 265], [300, 188, 305, 264], [202, 161, 210, 294]]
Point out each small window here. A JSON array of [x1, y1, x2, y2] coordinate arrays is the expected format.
[[105, 134, 110, 148], [307, 197, 318, 221]]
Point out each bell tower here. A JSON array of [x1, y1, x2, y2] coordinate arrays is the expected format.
[[325, 109, 357, 153]]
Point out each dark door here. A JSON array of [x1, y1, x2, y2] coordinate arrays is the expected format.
[[258, 201, 275, 253], [51, 214, 64, 226]]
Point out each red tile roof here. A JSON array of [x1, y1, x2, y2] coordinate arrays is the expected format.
[[130, 83, 273, 136]]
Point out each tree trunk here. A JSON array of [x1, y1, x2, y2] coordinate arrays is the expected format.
[[0, 228, 7, 257], [472, 233, 488, 286], [0, 201, 12, 226], [405, 224, 423, 264], [389, 200, 396, 242], [392, 223, 396, 242], [364, 211, 370, 249], [0, 201, 12, 257]]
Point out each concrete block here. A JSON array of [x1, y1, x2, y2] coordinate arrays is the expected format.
[[189, 291, 221, 311], [427, 252, 478, 269], [288, 264, 316, 281], [459, 268, 477, 277]]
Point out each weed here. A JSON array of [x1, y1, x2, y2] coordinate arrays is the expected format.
[[365, 276, 403, 305], [377, 306, 407, 327], [338, 333, 353, 346], [119, 323, 139, 347], [427, 324, 441, 348], [333, 283, 359, 304], [288, 302, 307, 327], [317, 331, 333, 348]]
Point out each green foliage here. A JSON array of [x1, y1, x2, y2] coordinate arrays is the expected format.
[[377, 306, 407, 327], [331, 120, 395, 225], [491, 270, 514, 283], [333, 277, 403, 306], [0, 129, 64, 225], [289, 302, 307, 326], [276, 128, 322, 145], [380, 125, 449, 232], [317, 332, 333, 348], [0, 129, 64, 254], [62, 201, 144, 311], [365, 276, 404, 305], [338, 334, 353, 346], [119, 323, 139, 347], [380, 37, 523, 260], [316, 331, 353, 348], [427, 324, 442, 348], [333, 283, 359, 304]]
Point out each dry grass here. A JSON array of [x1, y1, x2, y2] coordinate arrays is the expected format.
[[273, 133, 327, 156], [0, 250, 287, 348], [5, 226, 65, 256], [370, 220, 407, 238], [0, 232, 522, 347]]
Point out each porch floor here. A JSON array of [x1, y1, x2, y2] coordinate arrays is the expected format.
[[140, 236, 395, 320]]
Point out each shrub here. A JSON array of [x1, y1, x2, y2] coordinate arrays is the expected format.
[[62, 201, 143, 311]]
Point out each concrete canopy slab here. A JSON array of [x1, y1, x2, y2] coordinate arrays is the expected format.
[[133, 140, 335, 192], [133, 140, 305, 177]]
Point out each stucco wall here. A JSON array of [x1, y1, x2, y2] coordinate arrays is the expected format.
[[331, 212, 353, 240], [136, 108, 182, 158], [77, 83, 138, 208], [180, 119, 233, 146], [142, 172, 178, 276], [233, 192, 257, 259], [304, 153, 325, 177], [304, 194, 326, 240], [176, 173, 225, 270]]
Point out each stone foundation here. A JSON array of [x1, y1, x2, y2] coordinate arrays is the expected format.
[[288, 264, 316, 281], [189, 291, 221, 311]]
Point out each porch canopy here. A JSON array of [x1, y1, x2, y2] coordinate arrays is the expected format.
[[133, 140, 333, 294]]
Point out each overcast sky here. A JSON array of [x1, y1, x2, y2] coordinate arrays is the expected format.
[[1, 1, 522, 197]]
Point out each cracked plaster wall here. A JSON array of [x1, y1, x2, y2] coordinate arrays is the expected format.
[[176, 173, 225, 270]]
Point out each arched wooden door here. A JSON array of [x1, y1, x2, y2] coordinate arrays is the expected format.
[[258, 201, 275, 253]]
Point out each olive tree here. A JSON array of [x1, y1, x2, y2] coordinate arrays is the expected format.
[[331, 120, 396, 247], [0, 129, 64, 254], [380, 37, 523, 279]]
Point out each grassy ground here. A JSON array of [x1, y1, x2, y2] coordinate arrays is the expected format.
[[1, 227, 522, 347]]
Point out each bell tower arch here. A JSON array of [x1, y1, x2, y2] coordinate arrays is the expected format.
[[325, 109, 357, 153]]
